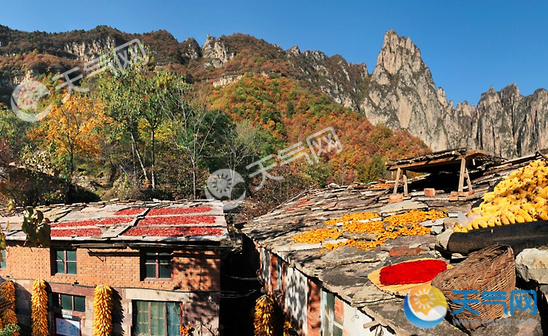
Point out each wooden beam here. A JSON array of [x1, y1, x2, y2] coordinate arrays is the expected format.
[[388, 156, 462, 171], [458, 158, 466, 193], [393, 168, 401, 195], [465, 168, 473, 192], [403, 171, 408, 197]]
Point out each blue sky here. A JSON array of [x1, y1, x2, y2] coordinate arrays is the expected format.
[[1, 0, 547, 105]]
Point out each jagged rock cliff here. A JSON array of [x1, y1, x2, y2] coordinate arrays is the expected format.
[[358, 30, 548, 158], [359, 30, 453, 151], [0, 25, 546, 158]]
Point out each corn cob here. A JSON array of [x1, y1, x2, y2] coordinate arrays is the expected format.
[[92, 285, 113, 336], [0, 281, 16, 310], [253, 295, 282, 336], [31, 279, 48, 336], [2, 309, 19, 336], [459, 159, 548, 232]]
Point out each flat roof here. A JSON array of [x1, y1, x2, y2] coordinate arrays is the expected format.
[[0, 200, 229, 244]]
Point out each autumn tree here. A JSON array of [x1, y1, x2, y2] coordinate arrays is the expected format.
[[28, 94, 108, 177], [97, 58, 173, 190], [159, 80, 233, 198]]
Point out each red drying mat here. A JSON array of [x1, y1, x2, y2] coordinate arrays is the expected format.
[[367, 258, 452, 296], [379, 259, 448, 286]]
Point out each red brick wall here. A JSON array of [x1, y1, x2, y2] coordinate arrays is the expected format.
[[0, 243, 221, 291], [269, 254, 278, 293], [307, 278, 321, 336]]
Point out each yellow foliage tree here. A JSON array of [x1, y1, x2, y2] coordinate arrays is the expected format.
[[28, 94, 109, 176], [92, 285, 113, 336], [31, 279, 48, 336]]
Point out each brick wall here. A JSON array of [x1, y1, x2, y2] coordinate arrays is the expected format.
[[2, 242, 222, 336], [306, 279, 321, 336], [0, 243, 221, 291]]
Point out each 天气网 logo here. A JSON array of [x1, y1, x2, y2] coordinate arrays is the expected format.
[[404, 284, 448, 329]]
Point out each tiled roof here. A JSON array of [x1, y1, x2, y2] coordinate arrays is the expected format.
[[0, 200, 228, 243]]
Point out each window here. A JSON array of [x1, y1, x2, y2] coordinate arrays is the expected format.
[[59, 294, 85, 313], [54, 249, 77, 274], [133, 301, 181, 336], [0, 250, 6, 269], [142, 252, 172, 279]]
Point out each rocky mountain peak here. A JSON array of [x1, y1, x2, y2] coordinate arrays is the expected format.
[[201, 35, 234, 68], [501, 82, 520, 98], [180, 38, 201, 61], [0, 25, 546, 159], [374, 29, 423, 77], [287, 45, 301, 57]]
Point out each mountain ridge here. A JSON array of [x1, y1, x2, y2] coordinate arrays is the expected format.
[[0, 25, 546, 158]]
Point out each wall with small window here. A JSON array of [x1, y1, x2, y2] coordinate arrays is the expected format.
[[125, 288, 219, 336], [321, 289, 396, 336], [0, 243, 223, 336], [257, 247, 396, 336], [0, 243, 221, 292]]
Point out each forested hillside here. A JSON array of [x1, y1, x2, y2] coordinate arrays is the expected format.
[[0, 25, 429, 215]]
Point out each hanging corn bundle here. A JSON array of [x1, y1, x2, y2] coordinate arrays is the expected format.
[[2, 309, 19, 336], [180, 325, 194, 336], [283, 320, 292, 336], [31, 279, 48, 336], [0, 281, 16, 310], [92, 285, 113, 336], [253, 294, 283, 336]]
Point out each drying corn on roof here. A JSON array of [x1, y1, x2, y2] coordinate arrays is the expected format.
[[455, 159, 548, 232], [242, 151, 546, 336]]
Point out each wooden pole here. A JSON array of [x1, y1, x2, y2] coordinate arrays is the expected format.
[[403, 170, 408, 197], [393, 168, 401, 195], [458, 158, 466, 193], [465, 168, 473, 192]]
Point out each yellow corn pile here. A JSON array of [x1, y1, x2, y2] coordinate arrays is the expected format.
[[325, 210, 444, 251], [0, 280, 16, 310], [292, 228, 341, 244], [283, 321, 292, 336], [92, 285, 113, 336], [293, 210, 445, 251], [324, 212, 378, 225], [31, 279, 48, 336], [384, 209, 446, 227], [456, 159, 548, 232], [253, 295, 282, 336]]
